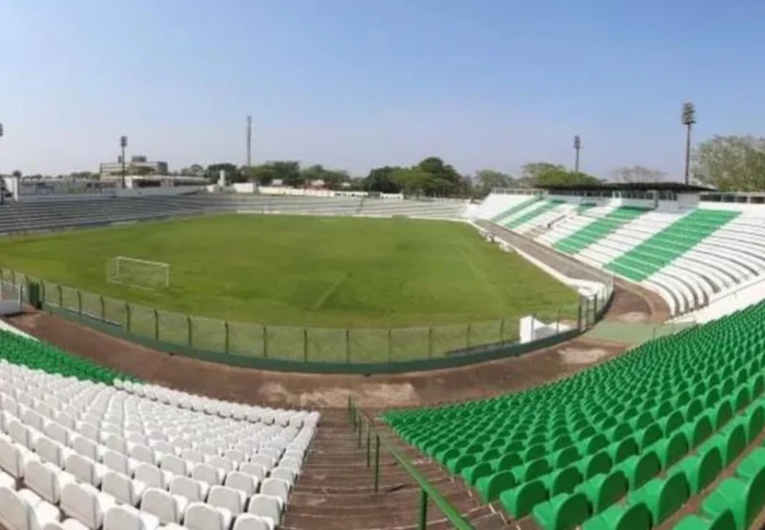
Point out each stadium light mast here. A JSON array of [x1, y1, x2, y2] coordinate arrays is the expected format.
[[573, 135, 582, 173], [246, 115, 252, 167], [681, 102, 696, 185], [120, 135, 128, 189]]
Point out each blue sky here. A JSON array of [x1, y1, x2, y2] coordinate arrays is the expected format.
[[1, 0, 764, 179]]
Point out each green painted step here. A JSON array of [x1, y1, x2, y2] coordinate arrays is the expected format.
[[554, 207, 647, 255], [605, 209, 740, 282], [490, 197, 541, 223], [504, 200, 565, 230]]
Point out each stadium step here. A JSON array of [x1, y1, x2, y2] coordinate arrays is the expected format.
[[282, 409, 512, 529]]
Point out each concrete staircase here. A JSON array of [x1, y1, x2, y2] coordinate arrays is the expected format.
[[283, 409, 511, 530]]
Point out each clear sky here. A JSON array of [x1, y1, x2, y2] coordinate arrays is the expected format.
[[1, 0, 764, 179]]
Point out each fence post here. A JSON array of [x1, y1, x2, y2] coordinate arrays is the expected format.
[[387, 329, 392, 363], [593, 295, 599, 318], [126, 303, 131, 332], [556, 307, 561, 333], [374, 434, 380, 493], [187, 316, 193, 347], [358, 417, 363, 448], [466, 323, 472, 348], [366, 428, 371, 467], [77, 291, 82, 316], [58, 285, 63, 307], [100, 296, 105, 320], [262, 326, 267, 358], [303, 329, 308, 362], [224, 322, 230, 354], [154, 309, 159, 340], [418, 488, 429, 530], [499, 318, 505, 343], [578, 302, 583, 331], [428, 327, 434, 358]]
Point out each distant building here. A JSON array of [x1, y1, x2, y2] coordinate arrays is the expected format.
[[100, 155, 168, 177]]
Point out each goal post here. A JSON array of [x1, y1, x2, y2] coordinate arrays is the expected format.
[[107, 257, 170, 290]]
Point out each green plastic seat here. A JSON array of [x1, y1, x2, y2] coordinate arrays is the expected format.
[[582, 501, 652, 530], [578, 470, 627, 514], [627, 472, 690, 525], [499, 479, 548, 518], [532, 491, 590, 530], [673, 511, 736, 530]]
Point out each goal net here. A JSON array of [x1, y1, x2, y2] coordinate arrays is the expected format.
[[107, 257, 170, 290]]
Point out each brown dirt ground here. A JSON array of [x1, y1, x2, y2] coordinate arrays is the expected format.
[[4, 278, 663, 410]]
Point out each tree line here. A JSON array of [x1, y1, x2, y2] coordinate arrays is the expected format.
[[7, 134, 764, 196]]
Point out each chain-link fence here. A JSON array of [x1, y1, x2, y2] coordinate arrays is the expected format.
[[2, 267, 614, 364]]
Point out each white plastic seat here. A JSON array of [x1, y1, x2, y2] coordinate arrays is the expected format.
[[0, 486, 61, 530], [129, 445, 157, 465], [183, 503, 231, 530], [61, 480, 116, 530], [7, 420, 41, 451], [246, 495, 281, 529], [191, 464, 224, 487], [238, 464, 266, 483], [75, 424, 100, 443], [0, 395, 20, 416], [0, 437, 35, 479], [104, 435, 128, 455], [0, 469, 14, 489], [43, 520, 87, 530], [268, 468, 295, 487], [22, 409, 46, 432], [134, 463, 173, 490], [223, 472, 258, 497], [43, 423, 72, 448], [206, 456, 235, 474], [73, 437, 105, 463], [103, 505, 160, 530], [64, 453, 107, 487], [24, 460, 75, 505], [168, 476, 208, 503], [160, 455, 188, 477], [232, 514, 271, 530], [248, 456, 273, 472], [140, 488, 188, 525], [222, 451, 245, 465], [101, 471, 145, 507], [36, 437, 72, 469], [259, 479, 289, 505], [103, 450, 137, 477], [180, 450, 205, 465], [208, 486, 246, 516]]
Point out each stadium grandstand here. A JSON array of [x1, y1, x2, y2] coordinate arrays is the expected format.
[[0, 181, 763, 530]]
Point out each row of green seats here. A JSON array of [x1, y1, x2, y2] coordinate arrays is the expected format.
[[384, 300, 765, 529], [0, 329, 139, 385], [554, 206, 647, 255], [490, 196, 540, 223], [605, 209, 740, 282], [503, 200, 564, 230]]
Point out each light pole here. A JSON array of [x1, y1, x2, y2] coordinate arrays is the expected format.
[[681, 102, 696, 185], [573, 135, 582, 173], [120, 136, 128, 189]]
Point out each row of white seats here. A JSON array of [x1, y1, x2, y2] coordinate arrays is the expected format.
[[115, 382, 318, 429]]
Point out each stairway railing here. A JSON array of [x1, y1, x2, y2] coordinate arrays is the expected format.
[[348, 397, 476, 530]]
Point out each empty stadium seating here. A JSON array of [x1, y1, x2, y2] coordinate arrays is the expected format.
[[0, 194, 467, 236], [384, 299, 765, 529], [0, 330, 318, 530], [480, 193, 765, 316]]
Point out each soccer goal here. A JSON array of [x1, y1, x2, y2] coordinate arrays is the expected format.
[[107, 257, 170, 290]]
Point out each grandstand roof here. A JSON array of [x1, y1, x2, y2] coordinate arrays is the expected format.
[[540, 182, 713, 193]]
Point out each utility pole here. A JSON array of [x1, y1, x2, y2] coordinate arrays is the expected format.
[[120, 135, 128, 189], [246, 115, 252, 167], [681, 102, 696, 185], [573, 135, 582, 173]]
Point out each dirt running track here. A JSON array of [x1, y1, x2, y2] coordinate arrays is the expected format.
[[5, 278, 665, 410]]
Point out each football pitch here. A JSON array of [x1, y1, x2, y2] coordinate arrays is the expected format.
[[0, 215, 579, 360]]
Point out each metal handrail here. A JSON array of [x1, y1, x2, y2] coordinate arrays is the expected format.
[[349, 397, 476, 530]]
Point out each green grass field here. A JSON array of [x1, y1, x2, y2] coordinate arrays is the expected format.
[[0, 215, 579, 361]]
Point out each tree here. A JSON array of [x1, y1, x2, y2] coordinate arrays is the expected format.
[[611, 166, 667, 183], [363, 166, 402, 193], [11, 170, 21, 178], [520, 162, 600, 187], [242, 164, 276, 185], [692, 135, 765, 191], [269, 161, 302, 187], [206, 163, 244, 183], [390, 167, 432, 195], [180, 164, 205, 177], [473, 169, 514, 197]]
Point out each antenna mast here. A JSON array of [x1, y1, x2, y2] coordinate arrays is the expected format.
[[246, 115, 252, 167]]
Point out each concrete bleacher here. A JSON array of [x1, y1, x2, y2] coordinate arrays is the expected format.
[[0, 194, 467, 237], [478, 191, 765, 317]]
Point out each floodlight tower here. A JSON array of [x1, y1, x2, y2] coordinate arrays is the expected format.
[[681, 102, 696, 185], [120, 135, 128, 189], [573, 135, 582, 173], [246, 115, 252, 167]]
